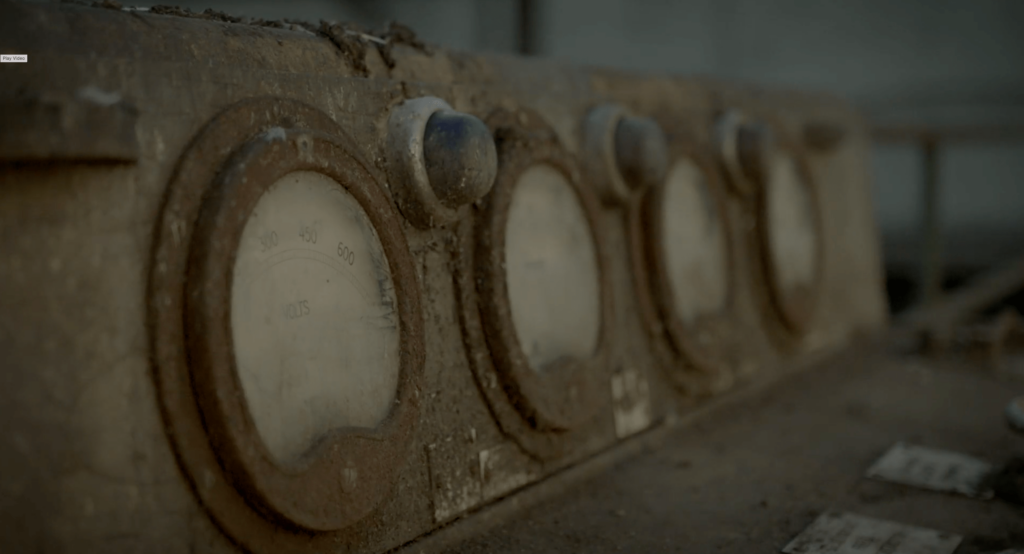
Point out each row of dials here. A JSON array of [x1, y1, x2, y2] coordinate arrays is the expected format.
[[149, 96, 823, 550]]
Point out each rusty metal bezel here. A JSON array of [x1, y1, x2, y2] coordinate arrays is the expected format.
[[148, 98, 425, 550], [629, 141, 737, 380], [455, 108, 614, 460], [187, 130, 423, 530], [754, 125, 825, 338]]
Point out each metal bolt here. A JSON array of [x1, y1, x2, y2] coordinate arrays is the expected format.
[[614, 116, 668, 192], [386, 97, 498, 229], [422, 110, 498, 210]]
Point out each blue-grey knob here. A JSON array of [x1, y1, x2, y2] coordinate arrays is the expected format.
[[614, 116, 669, 192], [584, 105, 669, 204], [386, 97, 497, 229], [715, 110, 778, 197], [422, 110, 498, 210]]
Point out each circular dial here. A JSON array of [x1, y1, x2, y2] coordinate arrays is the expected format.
[[504, 164, 601, 372], [765, 154, 818, 296], [231, 170, 400, 466], [661, 159, 729, 324]]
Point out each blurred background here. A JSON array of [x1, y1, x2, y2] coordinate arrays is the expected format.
[[42, 0, 1024, 313]]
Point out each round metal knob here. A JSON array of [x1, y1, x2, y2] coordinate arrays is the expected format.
[[584, 104, 669, 204], [715, 110, 778, 197], [614, 116, 669, 192], [422, 110, 498, 210], [386, 97, 497, 228]]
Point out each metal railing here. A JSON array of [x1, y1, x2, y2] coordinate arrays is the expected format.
[[870, 122, 1024, 307]]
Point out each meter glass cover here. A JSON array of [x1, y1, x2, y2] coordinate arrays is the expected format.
[[661, 160, 729, 324], [504, 164, 601, 372], [230, 171, 400, 466], [765, 155, 817, 294]]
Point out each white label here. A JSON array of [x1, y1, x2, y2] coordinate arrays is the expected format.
[[1, 54, 28, 63], [783, 512, 961, 554], [866, 442, 994, 499]]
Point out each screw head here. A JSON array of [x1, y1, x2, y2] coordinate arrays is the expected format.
[[422, 110, 498, 210]]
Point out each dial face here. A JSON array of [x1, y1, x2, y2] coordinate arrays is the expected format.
[[230, 170, 400, 467], [765, 154, 818, 295], [660, 160, 729, 325], [504, 164, 601, 372]]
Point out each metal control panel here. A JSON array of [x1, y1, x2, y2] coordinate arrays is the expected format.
[[0, 3, 887, 553]]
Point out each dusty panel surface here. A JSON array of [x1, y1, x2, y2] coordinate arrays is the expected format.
[[0, 2, 887, 553], [453, 348, 1024, 553]]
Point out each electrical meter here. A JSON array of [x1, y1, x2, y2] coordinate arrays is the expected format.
[[150, 100, 424, 547]]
